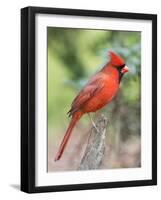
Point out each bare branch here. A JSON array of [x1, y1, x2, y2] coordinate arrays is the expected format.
[[78, 115, 108, 170]]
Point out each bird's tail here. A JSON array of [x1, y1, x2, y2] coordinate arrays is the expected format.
[[55, 111, 82, 161]]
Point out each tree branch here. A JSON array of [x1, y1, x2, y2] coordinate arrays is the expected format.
[[78, 114, 108, 170]]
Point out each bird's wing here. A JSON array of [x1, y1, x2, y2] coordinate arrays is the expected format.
[[68, 73, 105, 116]]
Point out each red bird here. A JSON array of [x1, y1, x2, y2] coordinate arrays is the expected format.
[[55, 51, 128, 161]]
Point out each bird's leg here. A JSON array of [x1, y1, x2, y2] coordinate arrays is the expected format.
[[88, 113, 99, 132]]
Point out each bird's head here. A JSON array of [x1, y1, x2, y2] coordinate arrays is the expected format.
[[109, 51, 129, 75]]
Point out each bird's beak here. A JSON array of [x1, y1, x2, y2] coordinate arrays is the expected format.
[[121, 65, 129, 74]]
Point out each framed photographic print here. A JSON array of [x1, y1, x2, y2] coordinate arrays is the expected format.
[[21, 6, 157, 193]]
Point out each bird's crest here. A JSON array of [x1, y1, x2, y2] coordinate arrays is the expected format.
[[109, 51, 125, 67]]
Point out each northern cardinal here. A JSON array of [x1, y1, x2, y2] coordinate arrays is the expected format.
[[55, 51, 128, 161]]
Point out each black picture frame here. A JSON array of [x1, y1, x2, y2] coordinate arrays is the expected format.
[[21, 6, 157, 193]]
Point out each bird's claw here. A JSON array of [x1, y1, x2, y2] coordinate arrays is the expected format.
[[92, 122, 99, 132]]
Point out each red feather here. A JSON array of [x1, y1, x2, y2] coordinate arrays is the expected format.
[[109, 51, 125, 67]]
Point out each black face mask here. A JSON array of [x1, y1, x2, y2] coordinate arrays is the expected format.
[[117, 64, 125, 83]]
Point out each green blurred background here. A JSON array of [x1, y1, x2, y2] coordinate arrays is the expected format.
[[47, 27, 141, 172]]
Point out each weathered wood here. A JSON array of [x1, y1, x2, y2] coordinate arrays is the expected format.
[[78, 115, 108, 170]]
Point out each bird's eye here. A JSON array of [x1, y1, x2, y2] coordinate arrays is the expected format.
[[119, 64, 125, 69]]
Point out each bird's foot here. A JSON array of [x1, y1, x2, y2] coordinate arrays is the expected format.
[[88, 113, 99, 132], [92, 122, 99, 132]]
